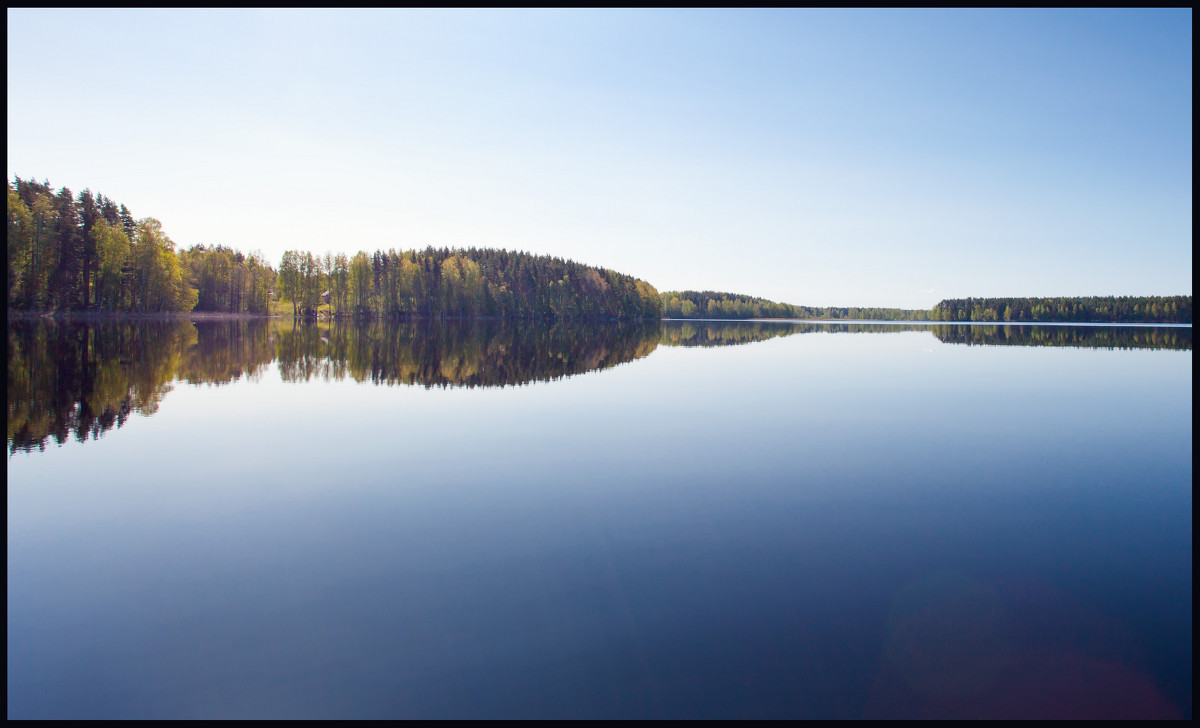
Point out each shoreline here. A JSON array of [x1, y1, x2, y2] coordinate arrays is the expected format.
[[7, 311, 1192, 326]]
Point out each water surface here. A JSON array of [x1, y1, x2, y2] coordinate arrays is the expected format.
[[7, 319, 1192, 718]]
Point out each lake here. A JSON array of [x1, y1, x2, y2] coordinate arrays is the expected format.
[[7, 318, 1192, 718]]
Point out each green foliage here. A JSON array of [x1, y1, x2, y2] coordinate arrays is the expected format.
[[179, 245, 275, 314], [931, 296, 1192, 324], [300, 246, 660, 321], [7, 183, 33, 305], [130, 218, 196, 312], [8, 176, 197, 313], [8, 180, 61, 310], [91, 219, 130, 311], [660, 290, 930, 321], [12, 177, 1188, 325]]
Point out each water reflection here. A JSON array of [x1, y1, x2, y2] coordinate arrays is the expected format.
[[661, 321, 835, 346], [7, 318, 660, 453], [667, 321, 1192, 350], [663, 321, 917, 345], [930, 323, 1192, 350], [9, 320, 205, 454], [7, 318, 1191, 453], [273, 318, 661, 387], [6, 316, 1192, 718]]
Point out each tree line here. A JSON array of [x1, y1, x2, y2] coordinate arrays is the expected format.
[[660, 291, 930, 321], [662, 290, 1192, 324], [8, 176, 660, 319], [276, 247, 662, 320], [8, 177, 276, 314], [184, 244, 274, 314], [8, 178, 195, 312], [10, 176, 1189, 324], [930, 296, 1191, 323]]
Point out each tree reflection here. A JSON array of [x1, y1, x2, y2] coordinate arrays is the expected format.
[[8, 318, 1190, 454], [660, 321, 913, 346], [930, 324, 1192, 351], [11, 320, 188, 453], [272, 318, 662, 388], [8, 318, 661, 453]]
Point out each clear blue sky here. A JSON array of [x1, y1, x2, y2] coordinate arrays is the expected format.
[[7, 9, 1192, 308]]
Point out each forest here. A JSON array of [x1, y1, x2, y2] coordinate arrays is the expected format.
[[660, 291, 931, 321], [8, 176, 1191, 324], [661, 290, 1192, 324], [8, 177, 659, 320], [275, 247, 661, 320], [930, 296, 1192, 324], [8, 178, 272, 314]]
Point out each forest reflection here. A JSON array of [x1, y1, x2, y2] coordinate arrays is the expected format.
[[273, 318, 661, 386], [665, 321, 1192, 350], [7, 318, 1191, 453], [929, 323, 1192, 350]]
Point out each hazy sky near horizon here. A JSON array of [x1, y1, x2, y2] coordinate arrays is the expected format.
[[7, 9, 1192, 308]]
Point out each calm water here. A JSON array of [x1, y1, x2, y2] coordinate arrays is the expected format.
[[7, 319, 1192, 718]]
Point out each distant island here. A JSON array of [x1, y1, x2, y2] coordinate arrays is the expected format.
[[8, 176, 1191, 324]]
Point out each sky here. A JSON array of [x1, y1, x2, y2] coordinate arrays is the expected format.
[[6, 9, 1192, 308]]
